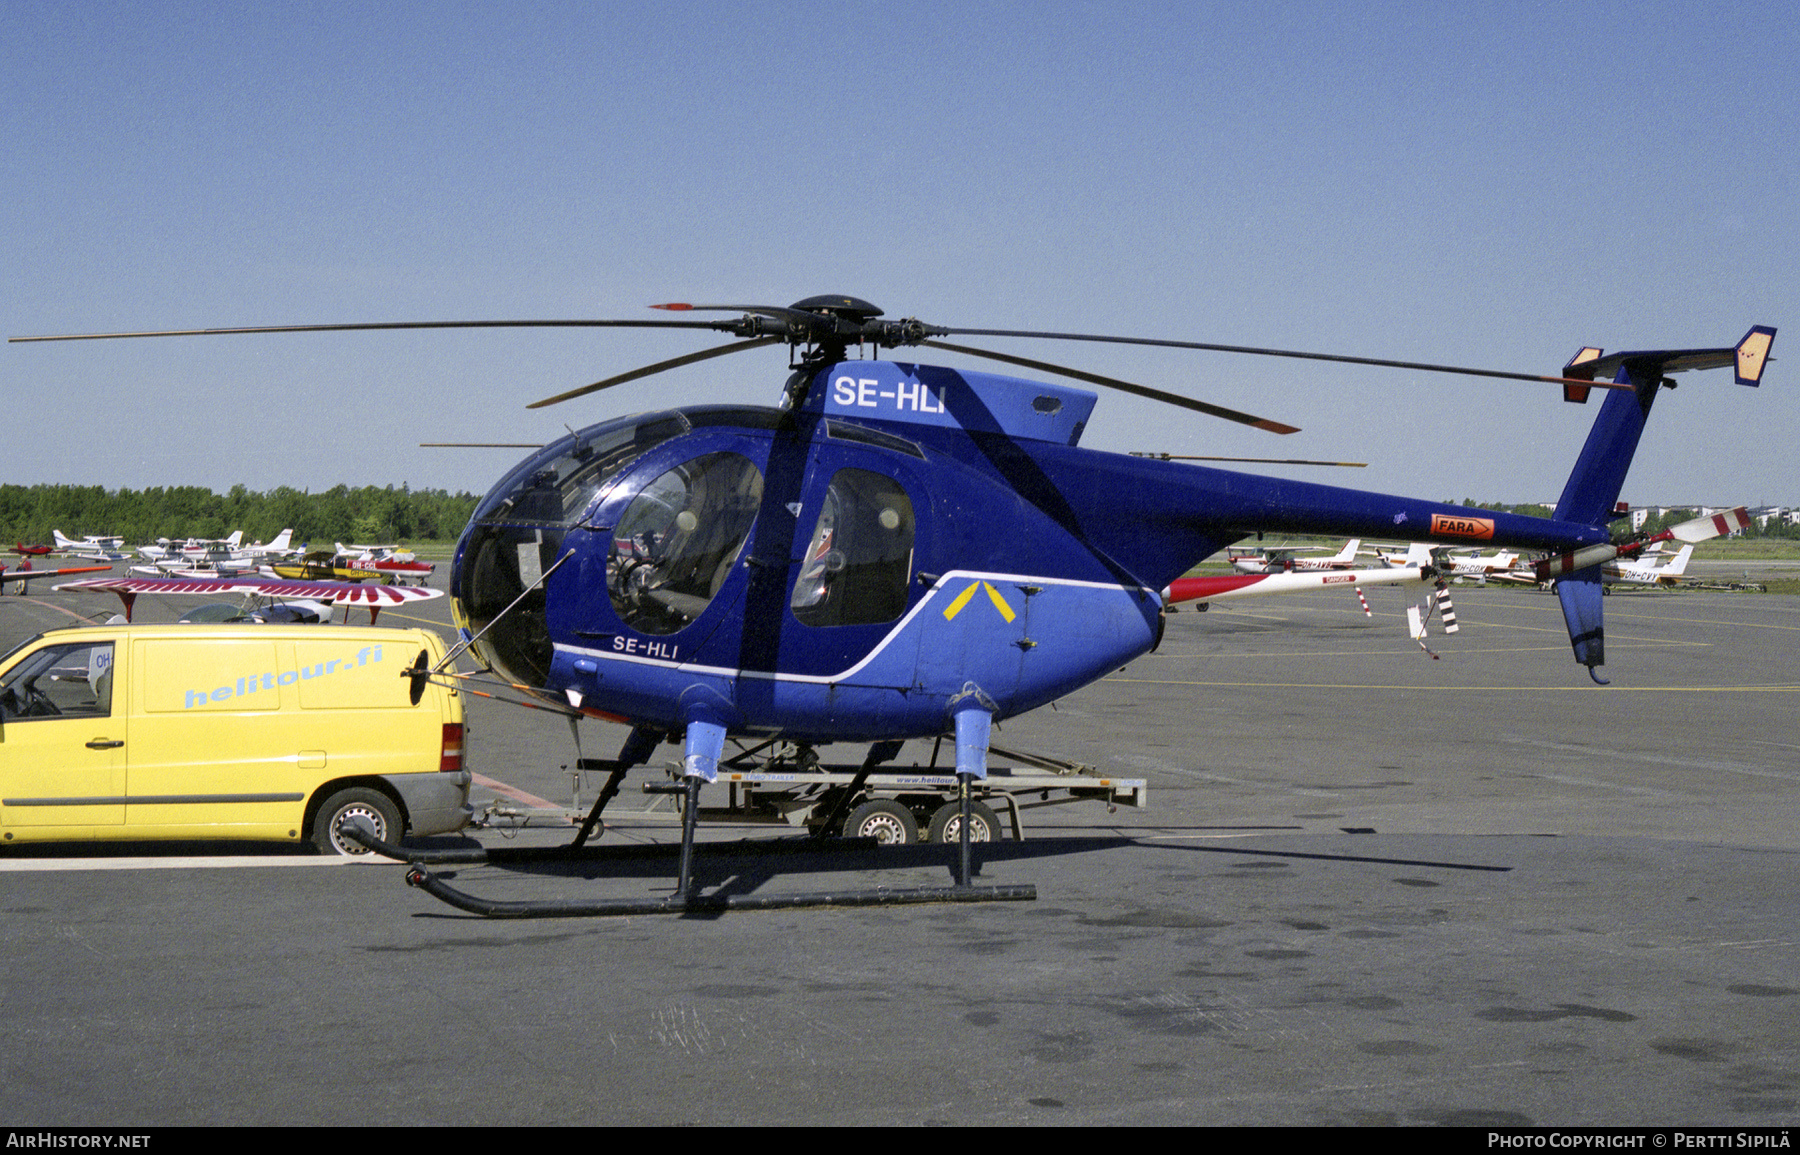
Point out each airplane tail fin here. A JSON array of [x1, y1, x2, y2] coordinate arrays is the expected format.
[[267, 528, 293, 552], [225, 530, 243, 548], [1332, 538, 1361, 565], [1549, 326, 1774, 682], [52, 530, 74, 550]]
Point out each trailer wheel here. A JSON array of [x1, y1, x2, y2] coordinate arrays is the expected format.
[[843, 799, 919, 845], [313, 787, 402, 856], [927, 799, 1001, 843]]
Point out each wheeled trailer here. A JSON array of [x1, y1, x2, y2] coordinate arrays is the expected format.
[[473, 739, 1148, 845]]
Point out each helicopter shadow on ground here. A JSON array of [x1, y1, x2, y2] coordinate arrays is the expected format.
[[405, 828, 1518, 920]]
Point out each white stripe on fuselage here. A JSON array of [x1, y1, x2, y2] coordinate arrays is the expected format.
[[556, 570, 1150, 685]]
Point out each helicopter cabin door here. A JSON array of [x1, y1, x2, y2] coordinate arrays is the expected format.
[[769, 449, 923, 683]]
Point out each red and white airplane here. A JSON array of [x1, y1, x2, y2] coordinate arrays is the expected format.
[[334, 542, 434, 584], [1163, 562, 1432, 609], [54, 575, 444, 624]]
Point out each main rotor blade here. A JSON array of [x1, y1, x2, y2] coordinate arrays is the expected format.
[[526, 336, 782, 409], [921, 340, 1300, 434], [938, 327, 1633, 393], [8, 319, 733, 343]]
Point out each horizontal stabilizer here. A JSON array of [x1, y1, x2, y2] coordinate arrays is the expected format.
[[1561, 325, 1776, 398], [1669, 506, 1750, 544]]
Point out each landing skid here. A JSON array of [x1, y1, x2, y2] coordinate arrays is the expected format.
[[343, 815, 1036, 917], [347, 734, 1125, 917]]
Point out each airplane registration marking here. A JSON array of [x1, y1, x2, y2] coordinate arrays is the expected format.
[[612, 636, 679, 660], [832, 374, 946, 414]]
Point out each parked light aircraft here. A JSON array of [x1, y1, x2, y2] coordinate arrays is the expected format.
[[1229, 538, 1362, 574], [12, 299, 1775, 915], [1606, 543, 1693, 586], [1377, 542, 1520, 582], [334, 543, 433, 584], [268, 550, 390, 583], [136, 532, 242, 563], [1164, 563, 1430, 608], [51, 531, 129, 561], [1495, 540, 1702, 589]]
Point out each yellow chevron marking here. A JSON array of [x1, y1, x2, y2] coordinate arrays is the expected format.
[[943, 580, 1017, 623], [943, 582, 981, 621], [982, 581, 1017, 623]]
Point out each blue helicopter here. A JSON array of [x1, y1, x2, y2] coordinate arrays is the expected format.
[[12, 300, 1776, 910]]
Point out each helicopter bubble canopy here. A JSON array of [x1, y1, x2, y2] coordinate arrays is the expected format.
[[453, 405, 791, 690]]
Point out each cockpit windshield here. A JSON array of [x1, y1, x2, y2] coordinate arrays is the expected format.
[[469, 412, 689, 532], [455, 411, 690, 688]]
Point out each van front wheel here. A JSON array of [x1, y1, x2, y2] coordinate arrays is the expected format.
[[313, 788, 402, 857]]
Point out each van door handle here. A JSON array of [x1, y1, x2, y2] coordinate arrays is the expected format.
[[86, 738, 124, 749]]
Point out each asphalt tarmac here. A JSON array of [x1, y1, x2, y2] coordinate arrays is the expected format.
[[2, 574, 1796, 1126]]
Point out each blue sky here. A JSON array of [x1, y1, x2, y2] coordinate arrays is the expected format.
[[5, 0, 1794, 508]]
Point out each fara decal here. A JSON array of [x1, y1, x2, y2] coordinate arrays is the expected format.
[[1430, 514, 1496, 540]]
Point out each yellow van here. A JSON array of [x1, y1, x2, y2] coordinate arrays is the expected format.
[[0, 623, 470, 855]]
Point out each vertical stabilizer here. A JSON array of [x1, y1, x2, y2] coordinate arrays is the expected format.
[[1548, 327, 1774, 682]]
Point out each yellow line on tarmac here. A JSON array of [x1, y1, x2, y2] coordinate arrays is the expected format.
[[1602, 610, 1800, 632], [1107, 676, 1800, 692], [1156, 639, 1704, 660], [375, 608, 450, 629]]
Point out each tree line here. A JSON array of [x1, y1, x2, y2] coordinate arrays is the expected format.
[[0, 483, 480, 548]]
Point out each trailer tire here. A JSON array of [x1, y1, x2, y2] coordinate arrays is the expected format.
[[313, 787, 402, 857], [843, 799, 919, 845], [927, 799, 1001, 844]]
